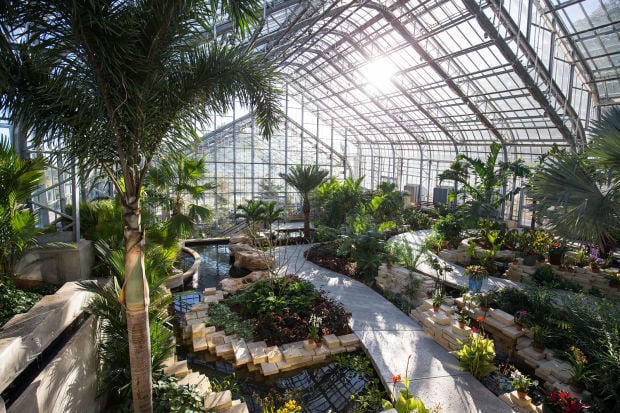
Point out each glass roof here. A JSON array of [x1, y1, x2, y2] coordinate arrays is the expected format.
[[221, 0, 619, 152]]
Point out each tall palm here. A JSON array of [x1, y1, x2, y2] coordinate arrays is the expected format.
[[529, 107, 620, 247], [499, 157, 531, 221], [2, 2, 282, 411], [145, 153, 215, 239], [235, 199, 266, 235], [280, 165, 329, 240]]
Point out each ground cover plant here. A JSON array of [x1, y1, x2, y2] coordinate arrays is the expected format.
[[0, 280, 58, 326], [225, 275, 352, 346]]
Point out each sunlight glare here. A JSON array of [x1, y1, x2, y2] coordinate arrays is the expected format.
[[361, 57, 397, 93]]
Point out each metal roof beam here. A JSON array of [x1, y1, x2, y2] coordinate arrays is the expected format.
[[464, 0, 584, 150]]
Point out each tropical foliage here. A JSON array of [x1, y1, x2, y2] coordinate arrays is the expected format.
[[0, 140, 46, 279], [280, 164, 329, 240], [2, 1, 282, 409], [529, 107, 620, 247], [145, 153, 215, 238]]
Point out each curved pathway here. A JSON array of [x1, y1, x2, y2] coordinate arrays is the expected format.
[[274, 242, 513, 413]]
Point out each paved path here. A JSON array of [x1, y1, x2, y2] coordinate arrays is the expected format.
[[275, 242, 513, 413]]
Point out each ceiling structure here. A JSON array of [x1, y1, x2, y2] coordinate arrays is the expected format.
[[215, 0, 619, 154]]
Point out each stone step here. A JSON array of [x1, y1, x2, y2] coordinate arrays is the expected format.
[[163, 359, 190, 378], [204, 390, 233, 410], [219, 401, 249, 413]]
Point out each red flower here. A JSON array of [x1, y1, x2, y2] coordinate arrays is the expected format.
[[392, 374, 401, 383], [471, 326, 477, 333]]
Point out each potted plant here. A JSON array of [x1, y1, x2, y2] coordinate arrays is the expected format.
[[574, 249, 588, 267], [308, 314, 322, 344], [510, 369, 536, 399], [457, 309, 470, 328], [548, 241, 567, 265], [432, 289, 444, 312], [529, 324, 548, 353], [464, 264, 488, 293], [477, 292, 492, 312], [567, 346, 589, 393], [542, 389, 590, 413], [513, 309, 528, 331], [589, 247, 604, 272]]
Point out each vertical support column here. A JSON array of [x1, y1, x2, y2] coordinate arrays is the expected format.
[[315, 109, 319, 166], [72, 161, 80, 242], [284, 84, 289, 206], [300, 94, 304, 165], [343, 128, 348, 180], [330, 120, 334, 177], [251, 116, 255, 199], [213, 115, 219, 232], [232, 107, 237, 212], [418, 149, 425, 204]]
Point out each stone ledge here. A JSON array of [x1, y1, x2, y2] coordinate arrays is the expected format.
[[0, 281, 95, 393]]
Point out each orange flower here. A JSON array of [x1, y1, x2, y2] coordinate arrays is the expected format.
[[476, 316, 485, 323], [392, 374, 401, 383]]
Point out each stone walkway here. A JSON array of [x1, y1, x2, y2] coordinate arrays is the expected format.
[[275, 241, 513, 413]]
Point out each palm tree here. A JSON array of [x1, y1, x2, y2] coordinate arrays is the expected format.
[[499, 158, 531, 221], [439, 142, 518, 231], [145, 153, 215, 239], [280, 165, 329, 240], [2, 2, 282, 411], [235, 199, 266, 235], [529, 107, 620, 248]]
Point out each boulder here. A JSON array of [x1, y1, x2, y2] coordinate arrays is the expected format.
[[220, 271, 270, 294]]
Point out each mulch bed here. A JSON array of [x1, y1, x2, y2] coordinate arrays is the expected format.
[[304, 244, 362, 280]]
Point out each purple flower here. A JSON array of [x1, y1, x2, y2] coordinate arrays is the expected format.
[[516, 310, 528, 318]]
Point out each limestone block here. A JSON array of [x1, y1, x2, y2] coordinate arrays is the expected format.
[[303, 340, 317, 351], [232, 339, 252, 366], [186, 318, 204, 326], [518, 346, 547, 361], [191, 323, 206, 338], [439, 303, 454, 314], [537, 359, 572, 383], [322, 334, 341, 349], [338, 333, 360, 347], [266, 346, 282, 363], [190, 310, 209, 319], [246, 362, 259, 372], [451, 324, 471, 337], [313, 354, 328, 362], [220, 270, 270, 294], [283, 347, 306, 363], [329, 346, 347, 355], [203, 287, 217, 296], [248, 342, 268, 364], [432, 312, 451, 326], [516, 336, 532, 350], [488, 308, 515, 326], [509, 391, 532, 408], [220, 402, 250, 413], [204, 390, 233, 410], [215, 343, 234, 357], [500, 325, 525, 340], [233, 249, 275, 271], [314, 345, 330, 357], [202, 295, 220, 304], [163, 360, 189, 378], [261, 362, 279, 376], [346, 345, 361, 352], [192, 335, 209, 352], [208, 334, 226, 352], [189, 302, 210, 312], [482, 314, 505, 332]]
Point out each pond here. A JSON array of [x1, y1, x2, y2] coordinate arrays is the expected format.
[[174, 244, 381, 412]]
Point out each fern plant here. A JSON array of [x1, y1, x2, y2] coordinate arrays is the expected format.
[[450, 333, 497, 379]]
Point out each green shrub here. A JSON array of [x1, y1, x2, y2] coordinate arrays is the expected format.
[[450, 333, 497, 379], [0, 280, 44, 326], [206, 304, 254, 340], [227, 276, 319, 318], [432, 213, 463, 248]]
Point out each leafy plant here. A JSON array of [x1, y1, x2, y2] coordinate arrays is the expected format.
[[382, 356, 436, 413], [464, 264, 489, 281], [206, 304, 254, 340], [152, 376, 204, 413], [0, 279, 48, 326], [431, 213, 463, 249], [337, 230, 386, 282], [450, 332, 497, 379], [510, 369, 535, 392]]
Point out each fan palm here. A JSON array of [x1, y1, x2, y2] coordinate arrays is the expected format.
[[280, 165, 329, 240], [235, 199, 266, 235], [529, 107, 620, 247], [2, 1, 282, 411], [145, 153, 215, 239]]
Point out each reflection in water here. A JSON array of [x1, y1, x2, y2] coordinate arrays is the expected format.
[[180, 243, 234, 290]]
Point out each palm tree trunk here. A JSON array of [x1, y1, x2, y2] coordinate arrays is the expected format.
[[119, 198, 152, 413], [303, 197, 311, 240]]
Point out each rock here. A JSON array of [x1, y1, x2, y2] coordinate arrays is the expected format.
[[220, 270, 270, 294]]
